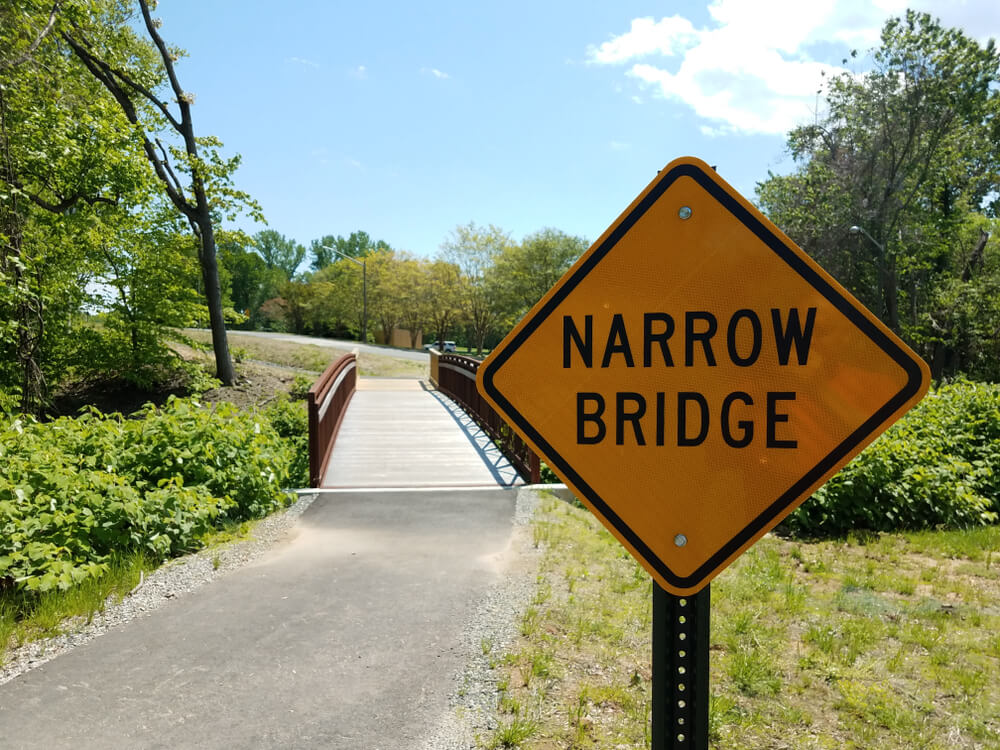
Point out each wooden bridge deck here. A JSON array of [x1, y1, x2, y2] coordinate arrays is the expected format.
[[320, 377, 523, 488]]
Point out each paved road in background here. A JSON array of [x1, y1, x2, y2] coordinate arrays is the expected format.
[[0, 489, 516, 749], [221, 330, 431, 363]]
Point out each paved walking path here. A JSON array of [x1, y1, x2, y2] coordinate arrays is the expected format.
[[0, 489, 519, 749], [322, 378, 521, 488]]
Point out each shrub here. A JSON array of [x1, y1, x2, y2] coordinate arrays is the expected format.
[[0, 397, 294, 592], [123, 398, 292, 520], [539, 461, 560, 484], [786, 380, 1000, 536], [289, 374, 314, 401], [261, 396, 310, 488]]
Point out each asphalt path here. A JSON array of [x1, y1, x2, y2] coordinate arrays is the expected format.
[[0, 489, 517, 749], [218, 330, 431, 363]]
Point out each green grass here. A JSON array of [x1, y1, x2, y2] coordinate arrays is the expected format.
[[903, 524, 1000, 562], [487, 494, 1000, 749], [1, 516, 266, 668], [198, 517, 257, 548], [484, 716, 539, 748], [454, 345, 492, 358], [1, 552, 154, 662]]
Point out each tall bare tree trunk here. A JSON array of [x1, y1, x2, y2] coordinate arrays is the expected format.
[[192, 190, 235, 384]]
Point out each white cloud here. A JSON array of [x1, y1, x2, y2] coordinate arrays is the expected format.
[[287, 57, 320, 69], [421, 67, 451, 79], [587, 0, 1000, 137], [610, 140, 631, 151], [351, 65, 368, 79], [589, 16, 699, 63]]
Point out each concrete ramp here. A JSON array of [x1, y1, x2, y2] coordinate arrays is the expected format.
[[322, 378, 521, 488]]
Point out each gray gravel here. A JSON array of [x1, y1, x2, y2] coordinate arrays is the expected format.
[[418, 486, 544, 749]]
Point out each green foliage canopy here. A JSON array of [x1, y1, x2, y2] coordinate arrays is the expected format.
[[756, 11, 1000, 380], [253, 229, 306, 281]]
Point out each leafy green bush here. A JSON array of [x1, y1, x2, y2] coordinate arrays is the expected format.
[[261, 396, 310, 488], [786, 380, 1000, 536], [0, 397, 294, 592], [64, 322, 180, 391], [289, 374, 314, 401], [123, 399, 292, 520], [539, 461, 560, 484]]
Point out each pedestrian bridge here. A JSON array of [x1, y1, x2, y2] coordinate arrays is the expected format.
[[308, 351, 541, 489]]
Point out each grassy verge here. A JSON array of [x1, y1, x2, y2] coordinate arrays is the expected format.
[[0, 552, 152, 655], [483, 493, 1000, 749], [0, 518, 264, 668], [184, 330, 428, 379], [455, 345, 491, 358]]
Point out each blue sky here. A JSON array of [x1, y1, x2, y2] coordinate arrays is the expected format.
[[155, 0, 1000, 260]]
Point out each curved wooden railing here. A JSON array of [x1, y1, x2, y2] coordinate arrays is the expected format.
[[430, 350, 541, 483], [308, 353, 358, 487]]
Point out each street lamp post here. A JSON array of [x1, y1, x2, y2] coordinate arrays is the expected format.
[[850, 224, 903, 332], [321, 245, 367, 344], [848, 225, 884, 255]]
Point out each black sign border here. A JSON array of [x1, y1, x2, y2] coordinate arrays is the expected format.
[[481, 161, 926, 590]]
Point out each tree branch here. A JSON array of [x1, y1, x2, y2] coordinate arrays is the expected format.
[[961, 230, 990, 282], [6, 168, 118, 213], [137, 0, 193, 139], [26, 190, 117, 213], [64, 19, 183, 132], [0, 2, 60, 72], [154, 138, 185, 196], [61, 28, 196, 219]]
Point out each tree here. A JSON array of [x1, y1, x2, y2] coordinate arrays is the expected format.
[[310, 230, 390, 270], [278, 279, 322, 336], [365, 249, 406, 345], [82, 203, 205, 385], [495, 228, 587, 317], [253, 229, 305, 281], [916, 217, 1000, 380], [441, 222, 513, 355], [307, 256, 366, 339], [218, 236, 283, 328], [61, 0, 263, 385], [1, 2, 150, 411], [396, 256, 431, 348], [423, 259, 462, 348], [756, 11, 1000, 377]]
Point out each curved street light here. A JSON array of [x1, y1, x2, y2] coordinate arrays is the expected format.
[[321, 245, 367, 344], [848, 225, 885, 255]]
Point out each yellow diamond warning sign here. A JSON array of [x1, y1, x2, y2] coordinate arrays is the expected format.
[[476, 156, 930, 595]]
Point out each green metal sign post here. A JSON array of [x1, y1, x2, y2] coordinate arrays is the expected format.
[[652, 583, 711, 749]]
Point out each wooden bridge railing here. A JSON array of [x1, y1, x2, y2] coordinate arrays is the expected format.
[[429, 349, 541, 484], [307, 353, 357, 487]]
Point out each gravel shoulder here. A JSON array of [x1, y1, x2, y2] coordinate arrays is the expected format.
[[419, 486, 545, 749]]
